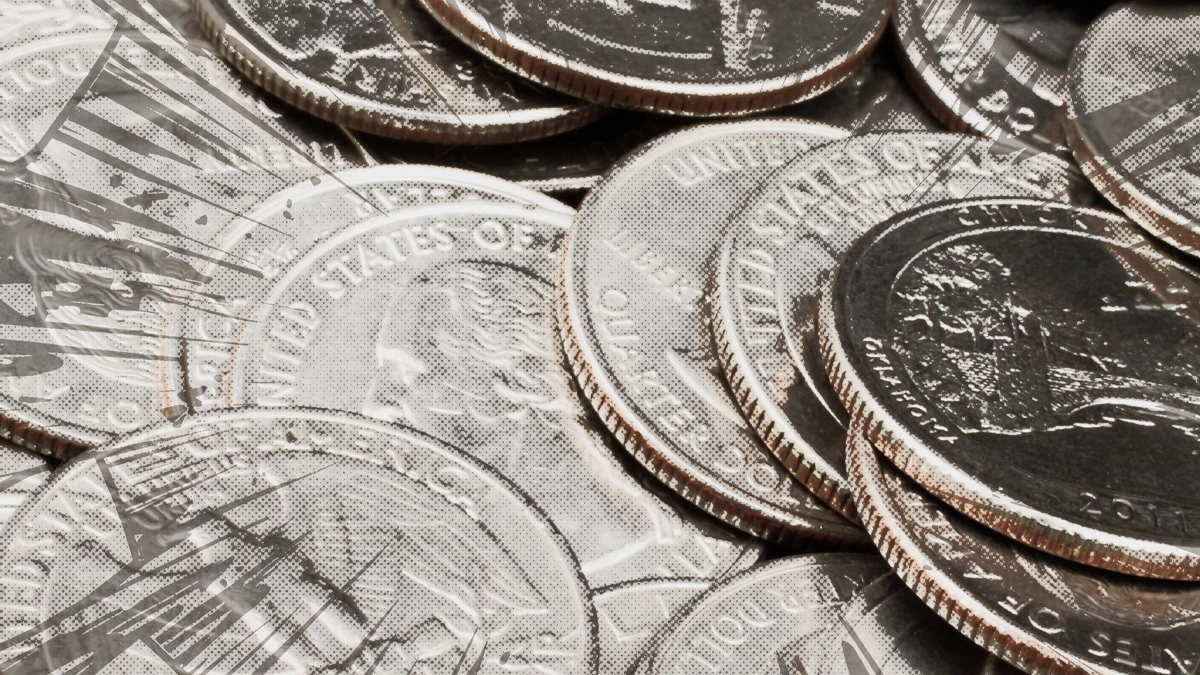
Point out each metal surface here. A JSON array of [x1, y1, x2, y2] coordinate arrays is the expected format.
[[821, 198, 1200, 580], [848, 424, 1200, 675], [0, 442, 48, 531], [415, 0, 890, 115], [0, 408, 597, 673], [191, 0, 601, 143], [165, 173, 764, 589], [640, 552, 1013, 675], [559, 120, 870, 547], [1065, 3, 1200, 257], [594, 578, 711, 674], [714, 133, 1078, 518], [893, 0, 1103, 151], [0, 0, 369, 458]]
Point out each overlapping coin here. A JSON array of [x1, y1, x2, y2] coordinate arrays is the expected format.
[[557, 120, 869, 547], [1065, 3, 1200, 256], [191, 0, 600, 142], [714, 133, 1078, 518], [416, 0, 890, 115], [0, 409, 596, 673], [821, 198, 1200, 580]]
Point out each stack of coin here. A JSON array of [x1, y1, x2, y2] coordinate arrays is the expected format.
[[0, 0, 1198, 672]]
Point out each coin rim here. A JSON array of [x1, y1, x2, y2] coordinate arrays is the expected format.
[[190, 0, 605, 143], [414, 0, 890, 116], [818, 197, 1200, 580], [845, 421, 1119, 675], [557, 120, 872, 547]]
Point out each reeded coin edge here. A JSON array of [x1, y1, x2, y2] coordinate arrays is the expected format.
[[1063, 98, 1200, 258], [0, 414, 94, 462], [415, 0, 889, 116], [845, 425, 1098, 675], [190, 0, 604, 144], [816, 201, 1200, 581], [710, 235, 860, 522]]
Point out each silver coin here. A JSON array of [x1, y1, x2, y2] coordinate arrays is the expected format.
[[416, 0, 890, 116], [1064, 4, 1200, 257], [167, 174, 764, 589], [714, 133, 1078, 518], [848, 422, 1200, 675], [0, 442, 49, 531], [192, 0, 601, 143], [0, 0, 371, 457], [0, 408, 597, 673], [559, 120, 869, 547], [595, 578, 711, 674], [821, 198, 1200, 580], [642, 552, 1014, 675], [893, 0, 1103, 151]]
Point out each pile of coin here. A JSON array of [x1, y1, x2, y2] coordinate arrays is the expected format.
[[0, 0, 1197, 672]]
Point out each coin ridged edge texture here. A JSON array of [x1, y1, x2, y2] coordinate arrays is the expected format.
[[845, 425, 1092, 675], [414, 0, 889, 116], [190, 0, 604, 144], [557, 266, 862, 550], [1064, 97, 1200, 257], [818, 198, 1200, 580], [0, 415, 90, 462], [710, 267, 860, 522]]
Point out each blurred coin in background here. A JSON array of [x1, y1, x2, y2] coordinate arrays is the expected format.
[[822, 198, 1200, 580], [416, 0, 890, 116], [1065, 3, 1200, 257], [191, 0, 601, 142]]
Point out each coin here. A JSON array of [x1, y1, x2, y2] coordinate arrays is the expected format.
[[1064, 3, 1200, 257], [821, 197, 1200, 580], [0, 443, 48, 530], [595, 578, 711, 674], [416, 0, 890, 116], [779, 48, 944, 135], [193, 0, 601, 143], [714, 133, 1078, 518], [558, 120, 869, 547], [0, 2, 372, 457], [361, 110, 689, 192], [893, 0, 1104, 151], [167, 172, 764, 588], [848, 422, 1200, 675], [0, 408, 597, 673]]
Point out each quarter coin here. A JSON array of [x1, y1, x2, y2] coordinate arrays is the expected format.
[[416, 0, 889, 116], [714, 133, 1078, 518], [893, 0, 1103, 151], [0, 443, 48, 530], [594, 578, 711, 674], [0, 6, 366, 458], [848, 423, 1200, 675], [558, 120, 869, 547], [821, 198, 1200, 579], [1064, 3, 1200, 257], [0, 408, 597, 673], [168, 173, 765, 589]]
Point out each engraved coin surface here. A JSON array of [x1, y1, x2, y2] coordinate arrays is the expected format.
[[893, 0, 1103, 151], [0, 443, 48, 530], [0, 0, 369, 458], [820, 198, 1200, 579], [595, 578, 711, 674], [848, 424, 1200, 675], [0, 408, 596, 673], [559, 120, 869, 547], [192, 0, 600, 143], [714, 133, 1078, 518], [641, 552, 1014, 675], [1065, 3, 1200, 257], [169, 178, 764, 589], [416, 0, 889, 116]]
